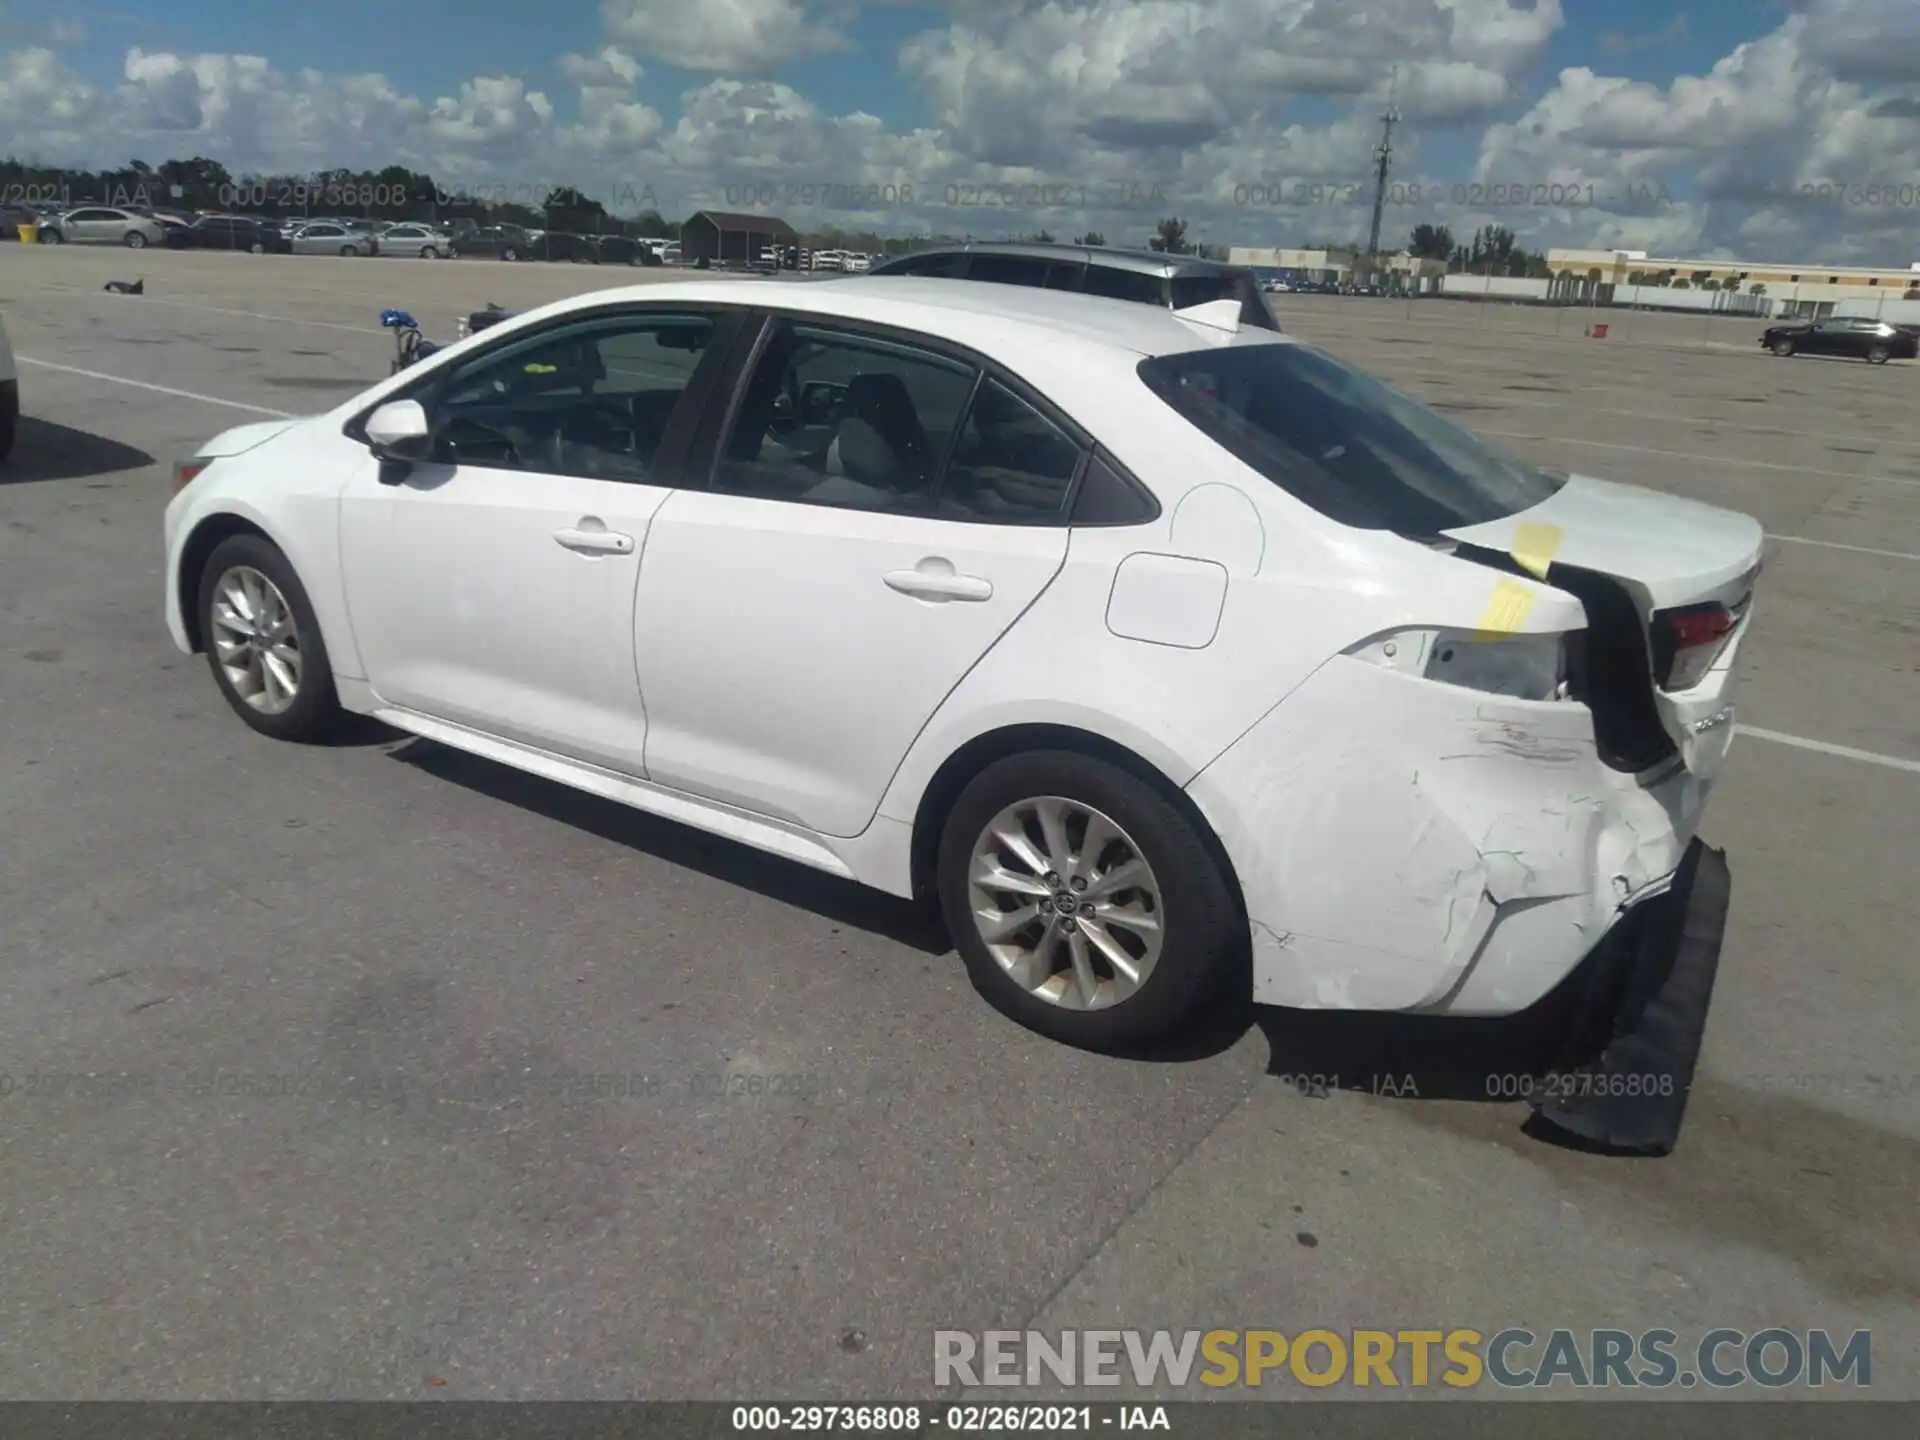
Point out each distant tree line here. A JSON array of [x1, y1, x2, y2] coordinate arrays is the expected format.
[[3, 156, 1211, 253], [1408, 222, 1552, 277]]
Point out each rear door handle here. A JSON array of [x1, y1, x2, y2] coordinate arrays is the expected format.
[[884, 568, 993, 602], [554, 525, 635, 555]]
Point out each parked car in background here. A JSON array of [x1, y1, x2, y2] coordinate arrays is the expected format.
[[532, 231, 598, 263], [288, 221, 378, 256], [869, 241, 1280, 330], [0, 203, 33, 238], [188, 214, 291, 253], [378, 223, 454, 259], [34, 206, 165, 248], [591, 234, 662, 265], [1761, 316, 1919, 364], [450, 225, 534, 261], [155, 213, 196, 248], [0, 308, 16, 461]]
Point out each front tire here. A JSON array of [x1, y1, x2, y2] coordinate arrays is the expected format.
[[1771, 337, 1795, 356], [501, 247, 519, 262], [39, 228, 62, 244], [936, 750, 1237, 1049], [196, 534, 342, 742], [340, 244, 359, 257], [125, 231, 148, 248], [421, 246, 439, 259]]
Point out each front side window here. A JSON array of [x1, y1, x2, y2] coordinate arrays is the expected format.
[[937, 379, 1085, 523], [712, 320, 978, 512], [1138, 340, 1564, 532], [430, 310, 718, 480]]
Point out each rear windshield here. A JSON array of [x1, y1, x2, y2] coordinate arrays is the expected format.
[[1170, 271, 1281, 331], [1137, 341, 1564, 531]]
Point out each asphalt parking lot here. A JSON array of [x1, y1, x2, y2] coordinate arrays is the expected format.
[[1, 246, 1915, 1402]]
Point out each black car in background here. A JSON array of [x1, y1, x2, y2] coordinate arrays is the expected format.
[[451, 225, 535, 261], [1762, 316, 1919, 363], [188, 214, 292, 253], [591, 234, 663, 265]]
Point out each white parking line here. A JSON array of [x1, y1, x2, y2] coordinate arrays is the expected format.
[[15, 357, 297, 417], [1765, 534, 1920, 561], [1474, 429, 1920, 488], [1738, 727, 1920, 774]]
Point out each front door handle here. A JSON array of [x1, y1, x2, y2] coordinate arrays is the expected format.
[[554, 524, 635, 555], [884, 567, 992, 602]]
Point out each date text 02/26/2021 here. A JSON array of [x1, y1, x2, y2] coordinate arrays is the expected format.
[[729, 1405, 1168, 1432]]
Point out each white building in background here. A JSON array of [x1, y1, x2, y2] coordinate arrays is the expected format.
[[1546, 247, 1920, 319], [1227, 246, 1360, 279]]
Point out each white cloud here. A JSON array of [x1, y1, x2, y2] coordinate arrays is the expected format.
[[2, 0, 1917, 263], [599, 0, 852, 72]]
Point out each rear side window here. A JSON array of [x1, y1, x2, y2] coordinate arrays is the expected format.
[[1137, 342, 1564, 532], [1082, 267, 1168, 306], [937, 379, 1085, 524]]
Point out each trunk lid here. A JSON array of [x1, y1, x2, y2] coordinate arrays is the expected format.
[[1443, 472, 1764, 779]]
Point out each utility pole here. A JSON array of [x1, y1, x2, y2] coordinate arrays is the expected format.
[[1365, 68, 1399, 273]]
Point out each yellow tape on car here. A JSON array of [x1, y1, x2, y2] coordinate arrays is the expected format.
[[1511, 522, 1561, 579], [1475, 577, 1536, 636]]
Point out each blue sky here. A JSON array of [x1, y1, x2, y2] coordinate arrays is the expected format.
[[4, 0, 1918, 263]]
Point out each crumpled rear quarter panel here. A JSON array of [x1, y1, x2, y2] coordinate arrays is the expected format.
[[1187, 656, 1709, 1015]]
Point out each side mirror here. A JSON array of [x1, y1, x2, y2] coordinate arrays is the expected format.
[[365, 399, 432, 464]]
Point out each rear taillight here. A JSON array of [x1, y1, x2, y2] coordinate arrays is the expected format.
[[1652, 602, 1736, 691], [172, 458, 211, 495]]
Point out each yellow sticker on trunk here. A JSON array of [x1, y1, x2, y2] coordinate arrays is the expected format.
[[1475, 577, 1536, 636], [1511, 522, 1562, 579]]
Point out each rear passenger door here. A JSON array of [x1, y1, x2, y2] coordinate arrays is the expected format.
[[631, 315, 1083, 837]]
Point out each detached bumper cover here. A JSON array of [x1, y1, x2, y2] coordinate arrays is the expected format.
[[1529, 838, 1730, 1156]]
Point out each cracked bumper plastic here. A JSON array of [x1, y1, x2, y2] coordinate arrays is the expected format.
[[1186, 656, 1712, 1015]]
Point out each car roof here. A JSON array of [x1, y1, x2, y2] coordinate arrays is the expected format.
[[522, 275, 1291, 361], [875, 240, 1246, 277]]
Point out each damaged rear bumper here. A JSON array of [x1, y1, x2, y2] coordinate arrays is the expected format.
[[1185, 655, 1713, 1016], [1527, 837, 1730, 1155]]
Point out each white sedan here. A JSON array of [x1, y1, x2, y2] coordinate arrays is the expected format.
[[163, 277, 1759, 1148], [379, 223, 454, 259]]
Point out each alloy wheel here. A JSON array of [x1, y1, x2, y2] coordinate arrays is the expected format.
[[966, 796, 1164, 1011], [209, 565, 304, 715]]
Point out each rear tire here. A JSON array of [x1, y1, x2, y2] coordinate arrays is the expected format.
[[936, 750, 1237, 1050], [1771, 337, 1795, 356], [250, 241, 264, 254], [502, 247, 519, 262], [0, 412, 15, 462], [1867, 345, 1891, 365], [196, 534, 342, 743]]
